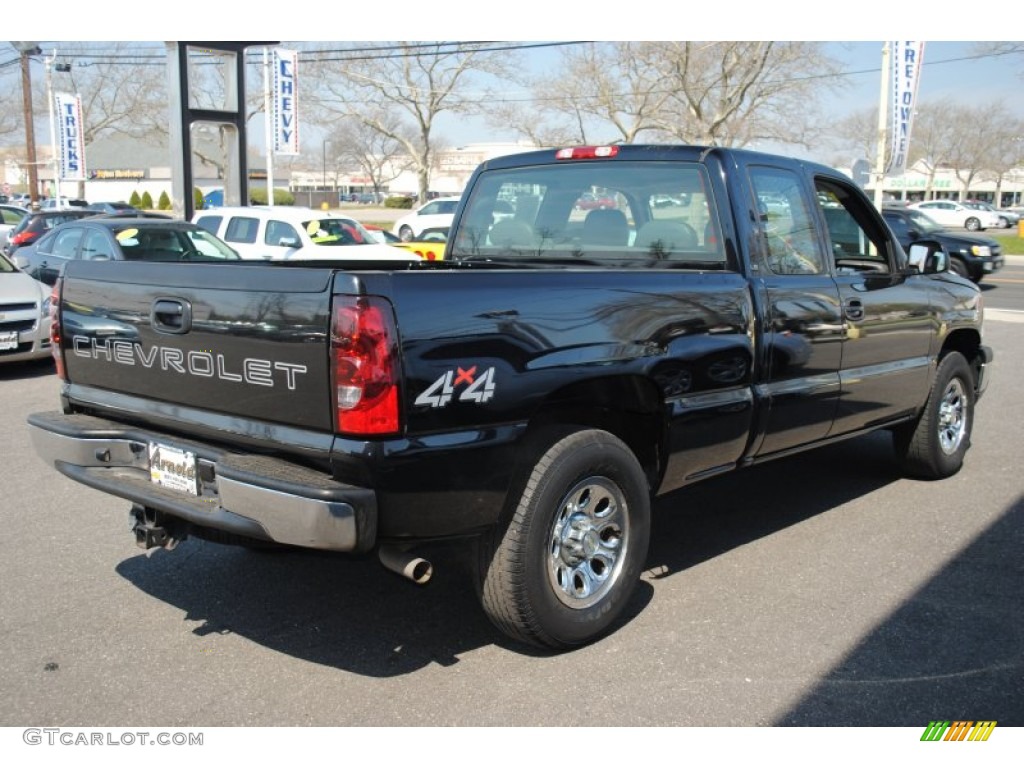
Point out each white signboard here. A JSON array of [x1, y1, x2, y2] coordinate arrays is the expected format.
[[886, 41, 925, 176], [272, 49, 299, 156], [55, 92, 86, 181]]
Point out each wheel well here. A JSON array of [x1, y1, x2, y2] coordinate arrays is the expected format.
[[523, 375, 664, 492], [941, 327, 983, 379]]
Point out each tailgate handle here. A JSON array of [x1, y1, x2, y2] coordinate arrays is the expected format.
[[151, 298, 192, 334]]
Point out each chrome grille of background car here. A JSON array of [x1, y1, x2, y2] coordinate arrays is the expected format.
[[0, 302, 39, 333]]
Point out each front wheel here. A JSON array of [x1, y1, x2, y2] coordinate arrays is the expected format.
[[477, 428, 651, 649], [894, 351, 975, 479], [965, 217, 981, 231], [398, 225, 414, 242]]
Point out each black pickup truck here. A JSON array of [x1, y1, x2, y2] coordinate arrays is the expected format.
[[28, 145, 991, 649]]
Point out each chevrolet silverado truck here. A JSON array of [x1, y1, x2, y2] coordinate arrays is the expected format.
[[28, 145, 991, 649]]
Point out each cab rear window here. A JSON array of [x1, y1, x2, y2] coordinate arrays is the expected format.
[[451, 161, 727, 270]]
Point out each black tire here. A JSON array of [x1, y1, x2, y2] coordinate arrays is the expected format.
[[398, 225, 414, 242], [998, 216, 1010, 228], [965, 217, 981, 231], [477, 428, 651, 649], [894, 351, 974, 479]]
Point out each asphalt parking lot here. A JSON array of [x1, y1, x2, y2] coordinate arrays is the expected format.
[[0, 315, 1021, 733]]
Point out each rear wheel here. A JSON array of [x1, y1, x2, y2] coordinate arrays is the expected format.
[[894, 351, 974, 479], [477, 428, 651, 649]]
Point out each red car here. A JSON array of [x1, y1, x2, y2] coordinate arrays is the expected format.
[[574, 192, 617, 210], [3, 209, 97, 256]]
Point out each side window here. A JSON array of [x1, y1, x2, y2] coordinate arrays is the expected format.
[[49, 227, 83, 259], [80, 230, 113, 260], [265, 220, 299, 246], [194, 215, 222, 235], [224, 216, 258, 244], [816, 177, 891, 274], [883, 212, 910, 241], [749, 166, 824, 275]]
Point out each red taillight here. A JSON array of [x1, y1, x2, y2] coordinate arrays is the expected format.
[[331, 296, 400, 435], [555, 145, 620, 160], [49, 278, 65, 380], [12, 231, 33, 246]]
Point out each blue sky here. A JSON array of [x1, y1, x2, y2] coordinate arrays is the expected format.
[[423, 41, 1021, 158]]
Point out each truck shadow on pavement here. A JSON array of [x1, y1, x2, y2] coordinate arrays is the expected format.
[[647, 430, 904, 578], [114, 431, 903, 677], [776, 494, 1024, 726], [0, 358, 55, 381]]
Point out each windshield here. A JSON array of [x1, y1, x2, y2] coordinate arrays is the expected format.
[[303, 217, 375, 246], [451, 160, 726, 269], [903, 209, 944, 234], [115, 226, 240, 261]]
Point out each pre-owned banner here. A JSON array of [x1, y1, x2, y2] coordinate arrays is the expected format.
[[272, 49, 299, 155], [55, 92, 86, 181], [886, 41, 925, 176]]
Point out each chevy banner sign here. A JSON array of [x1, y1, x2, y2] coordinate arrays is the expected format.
[[272, 48, 299, 155], [55, 93, 86, 181], [886, 41, 925, 176]]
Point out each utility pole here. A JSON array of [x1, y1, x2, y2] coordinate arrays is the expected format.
[[13, 42, 42, 210]]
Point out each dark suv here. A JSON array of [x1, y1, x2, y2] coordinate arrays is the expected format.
[[2, 209, 97, 256], [881, 204, 1004, 282]]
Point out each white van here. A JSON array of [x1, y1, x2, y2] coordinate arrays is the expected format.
[[192, 206, 415, 261]]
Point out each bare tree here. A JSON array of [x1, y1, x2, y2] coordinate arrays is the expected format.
[[525, 42, 845, 149], [327, 114, 408, 197], [917, 100, 1011, 199], [60, 43, 168, 144], [828, 107, 879, 166], [0, 69, 22, 144], [645, 42, 846, 147], [519, 42, 673, 145], [900, 102, 958, 199], [307, 42, 518, 201]]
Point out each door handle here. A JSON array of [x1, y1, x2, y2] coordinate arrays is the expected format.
[[151, 298, 192, 334], [844, 299, 864, 322]]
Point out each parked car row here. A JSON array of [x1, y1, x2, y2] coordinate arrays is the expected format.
[[0, 250, 52, 365], [881, 204, 1004, 282], [906, 200, 1001, 231], [9, 218, 241, 286], [192, 206, 421, 261]]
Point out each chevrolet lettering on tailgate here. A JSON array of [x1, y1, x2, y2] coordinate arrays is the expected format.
[[71, 335, 308, 389]]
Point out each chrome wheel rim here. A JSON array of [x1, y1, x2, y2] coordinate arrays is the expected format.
[[938, 378, 968, 455], [547, 476, 628, 609]]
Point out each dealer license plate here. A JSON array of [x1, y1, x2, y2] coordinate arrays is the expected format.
[[148, 442, 198, 496], [0, 331, 18, 350]]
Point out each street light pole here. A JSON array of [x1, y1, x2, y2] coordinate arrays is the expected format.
[[322, 138, 328, 209], [45, 49, 61, 207]]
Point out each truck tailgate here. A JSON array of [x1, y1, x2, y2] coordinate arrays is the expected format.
[[59, 261, 335, 431]]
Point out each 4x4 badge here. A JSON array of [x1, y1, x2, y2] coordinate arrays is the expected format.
[[415, 366, 496, 408]]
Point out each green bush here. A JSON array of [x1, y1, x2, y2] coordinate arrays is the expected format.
[[157, 191, 172, 210], [249, 188, 296, 206], [193, 187, 204, 210], [385, 196, 414, 210], [140, 191, 154, 209], [128, 190, 142, 207]]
